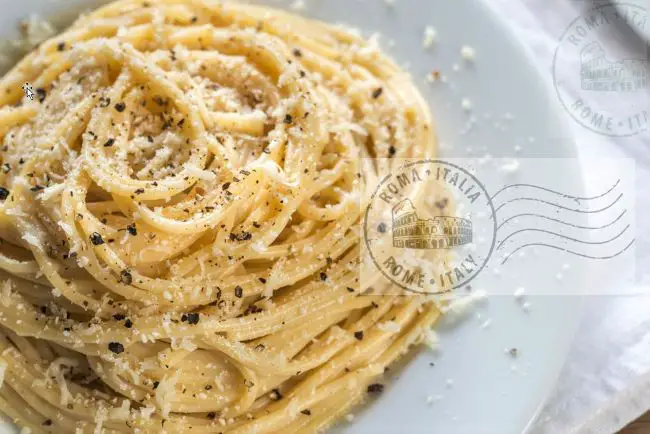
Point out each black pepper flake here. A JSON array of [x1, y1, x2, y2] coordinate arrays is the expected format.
[[30, 185, 44, 192], [181, 312, 200, 324], [108, 342, 124, 354], [57, 42, 65, 51], [113, 313, 126, 321], [204, 385, 212, 390], [372, 87, 384, 99], [258, 277, 267, 284], [301, 409, 311, 416], [177, 118, 185, 127], [222, 182, 231, 190], [36, 88, 46, 102], [124, 318, 133, 328], [292, 48, 302, 57], [99, 97, 110, 107], [114, 102, 126, 112], [377, 222, 387, 233], [234, 286, 243, 298], [207, 411, 216, 419], [346, 287, 355, 292], [42, 419, 53, 426], [153, 381, 160, 389], [230, 231, 252, 241], [270, 388, 283, 400], [147, 135, 154, 143], [134, 188, 145, 194], [388, 146, 396, 157], [319, 272, 327, 281], [127, 223, 137, 236], [284, 114, 293, 124], [367, 383, 384, 394], [0, 187, 8, 201], [354, 331, 364, 340], [89, 232, 105, 245], [103, 138, 115, 147], [191, 16, 198, 23], [120, 270, 133, 285], [1, 163, 10, 173]]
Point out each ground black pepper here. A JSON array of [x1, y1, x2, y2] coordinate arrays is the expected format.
[[181, 312, 200, 324], [36, 88, 46, 102], [234, 285, 243, 298], [90, 232, 104, 245], [108, 342, 124, 354], [120, 270, 133, 285]]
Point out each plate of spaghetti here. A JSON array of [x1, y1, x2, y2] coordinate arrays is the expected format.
[[0, 0, 585, 433]]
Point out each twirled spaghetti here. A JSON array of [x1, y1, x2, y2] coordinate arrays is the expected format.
[[0, 1, 439, 432]]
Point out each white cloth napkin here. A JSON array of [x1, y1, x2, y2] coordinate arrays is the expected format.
[[483, 0, 650, 432]]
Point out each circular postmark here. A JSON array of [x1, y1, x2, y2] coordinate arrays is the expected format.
[[363, 160, 497, 295], [553, 3, 648, 137]]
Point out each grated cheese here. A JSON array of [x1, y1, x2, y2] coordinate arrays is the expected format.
[[155, 373, 179, 418], [1, 281, 12, 307], [0, 357, 6, 388], [377, 321, 400, 333], [422, 26, 437, 49], [423, 328, 439, 350], [460, 45, 476, 61]]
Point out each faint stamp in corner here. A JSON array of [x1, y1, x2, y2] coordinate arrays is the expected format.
[[553, 2, 648, 137]]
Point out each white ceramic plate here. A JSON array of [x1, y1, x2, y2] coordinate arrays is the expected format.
[[0, 1, 586, 433]]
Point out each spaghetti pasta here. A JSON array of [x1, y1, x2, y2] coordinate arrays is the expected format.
[[0, 1, 439, 432]]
